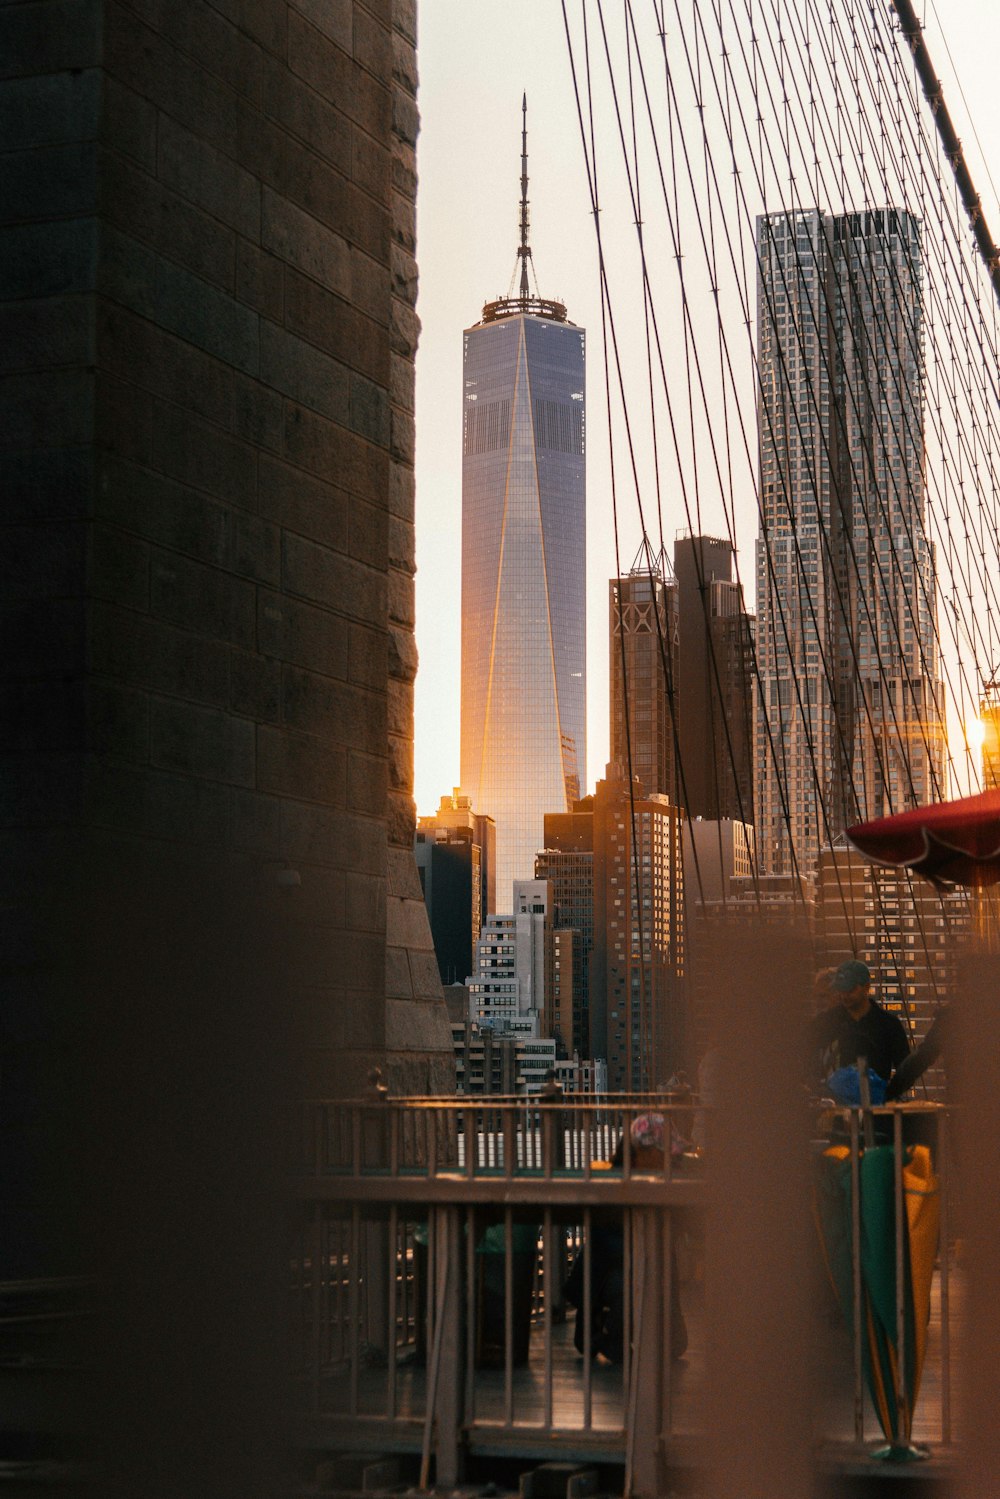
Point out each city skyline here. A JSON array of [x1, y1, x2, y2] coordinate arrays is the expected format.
[[413, 3, 1000, 817]]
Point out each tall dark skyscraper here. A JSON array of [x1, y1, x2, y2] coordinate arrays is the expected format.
[[755, 207, 945, 881], [460, 101, 586, 908], [673, 534, 754, 823], [609, 549, 679, 804]]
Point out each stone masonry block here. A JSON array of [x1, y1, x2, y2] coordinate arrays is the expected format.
[[350, 248, 391, 323], [279, 800, 384, 875], [391, 86, 417, 148], [347, 749, 387, 816], [346, 870, 386, 934], [287, 11, 390, 139], [385, 996, 452, 1053], [144, 767, 231, 845], [0, 295, 94, 375], [89, 523, 150, 612], [386, 787, 416, 849], [230, 648, 280, 722], [390, 135, 416, 203], [261, 186, 350, 295], [97, 225, 158, 320], [348, 496, 389, 570], [281, 665, 386, 754], [100, 151, 238, 294], [231, 508, 281, 584], [387, 570, 415, 631], [392, 0, 417, 47], [104, 3, 240, 157], [383, 887, 431, 947], [89, 601, 230, 706], [282, 401, 389, 503], [258, 452, 348, 551], [387, 731, 411, 793], [389, 407, 414, 464], [289, 0, 351, 52], [98, 301, 234, 429], [150, 697, 255, 786], [349, 372, 390, 446], [233, 372, 284, 455], [385, 676, 412, 739], [386, 513, 414, 573], [385, 945, 412, 999], [352, 128, 390, 205], [390, 243, 417, 305], [127, 0, 264, 105], [1, 368, 95, 450], [0, 522, 85, 602], [0, 0, 101, 81], [97, 456, 238, 572], [0, 70, 99, 149], [238, 0, 287, 56], [388, 461, 414, 522], [0, 142, 97, 225], [152, 403, 258, 511], [235, 239, 283, 322], [5, 447, 93, 525], [0, 598, 84, 681], [386, 845, 423, 901], [260, 55, 352, 175], [256, 590, 349, 677], [347, 621, 387, 690], [230, 786, 281, 856], [407, 948, 446, 1003], [95, 371, 152, 464], [155, 259, 259, 377], [257, 724, 346, 803], [21, 219, 77, 341], [353, 5, 391, 80], [259, 319, 350, 421], [391, 30, 417, 94], [103, 75, 156, 169], [149, 549, 256, 647], [386, 621, 417, 681], [86, 677, 149, 762], [283, 268, 388, 384], [282, 531, 386, 624], [389, 298, 419, 360]]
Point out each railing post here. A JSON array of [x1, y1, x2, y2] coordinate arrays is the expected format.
[[627, 1207, 663, 1499], [421, 1205, 465, 1489]]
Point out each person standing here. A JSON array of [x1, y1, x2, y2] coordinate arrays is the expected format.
[[808, 959, 910, 1091]]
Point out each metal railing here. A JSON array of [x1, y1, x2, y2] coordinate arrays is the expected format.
[[289, 1095, 954, 1493]]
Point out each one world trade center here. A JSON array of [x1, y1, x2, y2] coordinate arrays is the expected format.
[[460, 100, 587, 908]]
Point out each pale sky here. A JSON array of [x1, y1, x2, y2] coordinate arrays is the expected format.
[[412, 0, 1000, 817]]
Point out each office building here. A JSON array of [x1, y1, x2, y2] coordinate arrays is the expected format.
[[609, 549, 679, 804], [536, 803, 595, 1058], [415, 791, 496, 984], [460, 104, 586, 907], [755, 208, 946, 884], [673, 534, 754, 822], [590, 769, 685, 1091]]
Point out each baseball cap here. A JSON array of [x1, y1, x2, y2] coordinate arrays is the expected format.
[[830, 958, 871, 992]]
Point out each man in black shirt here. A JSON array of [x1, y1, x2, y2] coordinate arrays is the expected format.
[[808, 959, 910, 1091]]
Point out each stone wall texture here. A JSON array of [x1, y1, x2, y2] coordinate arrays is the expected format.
[[1, 0, 452, 1109], [0, 0, 452, 1480]]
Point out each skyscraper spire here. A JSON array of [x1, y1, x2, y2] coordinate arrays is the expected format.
[[480, 96, 567, 325], [518, 93, 531, 301]]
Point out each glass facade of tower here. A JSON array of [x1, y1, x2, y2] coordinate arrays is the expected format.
[[755, 207, 945, 884], [461, 311, 586, 907]]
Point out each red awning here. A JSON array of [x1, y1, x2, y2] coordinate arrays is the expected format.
[[846, 789, 1000, 888]]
